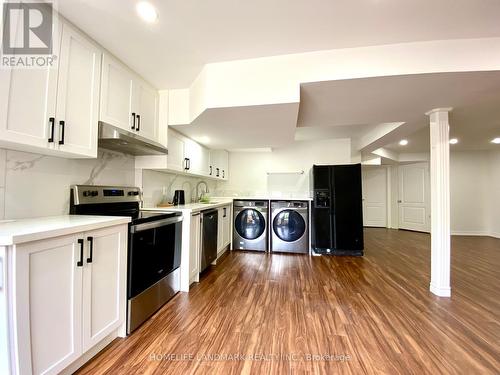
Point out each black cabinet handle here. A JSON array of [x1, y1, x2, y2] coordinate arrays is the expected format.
[[77, 239, 84, 267], [209, 166, 212, 175], [58, 120, 65, 145], [131, 113, 136, 130], [187, 158, 191, 170], [216, 168, 220, 177], [48, 117, 55, 142], [136, 114, 140, 131], [223, 207, 226, 217], [222, 170, 225, 179], [86, 236, 93, 263], [184, 158, 188, 170]]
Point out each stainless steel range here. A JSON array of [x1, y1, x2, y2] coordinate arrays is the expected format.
[[70, 185, 182, 334]]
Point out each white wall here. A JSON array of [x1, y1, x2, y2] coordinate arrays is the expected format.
[[0, 148, 135, 219], [487, 150, 500, 237], [370, 151, 499, 237], [221, 138, 352, 198], [450, 151, 490, 235]]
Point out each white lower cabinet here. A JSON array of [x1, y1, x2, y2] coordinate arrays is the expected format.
[[217, 204, 232, 254], [11, 225, 127, 375], [189, 213, 201, 284]]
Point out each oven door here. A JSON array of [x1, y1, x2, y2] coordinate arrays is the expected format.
[[128, 216, 182, 299]]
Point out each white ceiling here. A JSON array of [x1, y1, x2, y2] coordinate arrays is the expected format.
[[385, 123, 500, 153], [172, 103, 300, 149], [298, 72, 500, 151], [294, 124, 377, 142], [174, 71, 500, 150], [58, 0, 500, 89]]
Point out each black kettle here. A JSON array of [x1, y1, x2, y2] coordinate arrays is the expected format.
[[173, 190, 185, 205]]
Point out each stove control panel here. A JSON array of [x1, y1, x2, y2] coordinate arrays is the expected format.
[[71, 185, 141, 205]]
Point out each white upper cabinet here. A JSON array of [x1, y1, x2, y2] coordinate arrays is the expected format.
[[184, 138, 210, 176], [55, 22, 102, 157], [132, 79, 159, 142], [99, 54, 134, 132], [0, 9, 60, 154], [210, 150, 229, 180], [0, 19, 101, 158], [100, 54, 159, 143], [167, 130, 186, 172]]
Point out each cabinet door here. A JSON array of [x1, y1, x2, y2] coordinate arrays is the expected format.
[[185, 139, 210, 176], [167, 130, 186, 172], [100, 54, 134, 131], [82, 225, 127, 352], [55, 22, 101, 158], [222, 205, 231, 247], [133, 79, 158, 142], [14, 234, 83, 375], [189, 214, 201, 283], [217, 207, 224, 252], [0, 9, 60, 152], [220, 150, 229, 180]]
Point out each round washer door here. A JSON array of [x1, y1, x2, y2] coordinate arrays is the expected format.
[[235, 209, 266, 240], [273, 210, 306, 242]]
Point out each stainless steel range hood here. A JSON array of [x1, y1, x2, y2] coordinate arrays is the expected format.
[[98, 122, 168, 156]]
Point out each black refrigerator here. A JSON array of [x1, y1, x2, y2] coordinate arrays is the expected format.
[[311, 164, 364, 256]]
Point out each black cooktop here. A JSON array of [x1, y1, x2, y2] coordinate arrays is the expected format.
[[132, 210, 181, 225]]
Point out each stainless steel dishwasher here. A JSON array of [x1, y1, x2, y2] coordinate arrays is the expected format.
[[200, 209, 218, 272]]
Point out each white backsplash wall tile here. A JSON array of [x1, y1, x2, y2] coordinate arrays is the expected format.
[[141, 170, 222, 208], [4, 148, 135, 219]]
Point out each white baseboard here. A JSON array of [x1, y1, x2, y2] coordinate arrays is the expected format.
[[451, 230, 489, 236], [429, 283, 451, 297], [452, 231, 500, 239]]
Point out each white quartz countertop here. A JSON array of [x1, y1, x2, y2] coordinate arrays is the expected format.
[[216, 196, 313, 201], [143, 199, 234, 213], [0, 215, 131, 246]]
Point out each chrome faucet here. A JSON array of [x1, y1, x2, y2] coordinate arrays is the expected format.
[[196, 181, 209, 201]]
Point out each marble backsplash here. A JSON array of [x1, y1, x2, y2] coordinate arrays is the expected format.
[[141, 170, 222, 208], [0, 148, 135, 219]]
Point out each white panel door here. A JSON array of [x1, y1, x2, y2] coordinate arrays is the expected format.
[[14, 234, 82, 375], [167, 131, 186, 172], [55, 22, 101, 157], [100, 54, 134, 131], [0, 9, 60, 151], [133, 79, 158, 142], [362, 168, 387, 227], [82, 226, 126, 352], [398, 163, 430, 232]]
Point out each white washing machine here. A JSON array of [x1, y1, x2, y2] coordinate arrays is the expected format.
[[271, 201, 309, 254], [233, 200, 268, 251]]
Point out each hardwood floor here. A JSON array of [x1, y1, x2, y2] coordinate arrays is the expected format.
[[76, 229, 500, 374]]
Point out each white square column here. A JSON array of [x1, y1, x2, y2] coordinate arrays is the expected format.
[[426, 108, 452, 297]]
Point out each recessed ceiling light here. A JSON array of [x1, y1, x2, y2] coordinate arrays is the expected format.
[[399, 139, 408, 146], [449, 138, 458, 144], [136, 1, 158, 23], [491, 137, 500, 144]]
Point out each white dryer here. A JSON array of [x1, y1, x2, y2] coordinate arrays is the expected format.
[[271, 201, 309, 254]]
